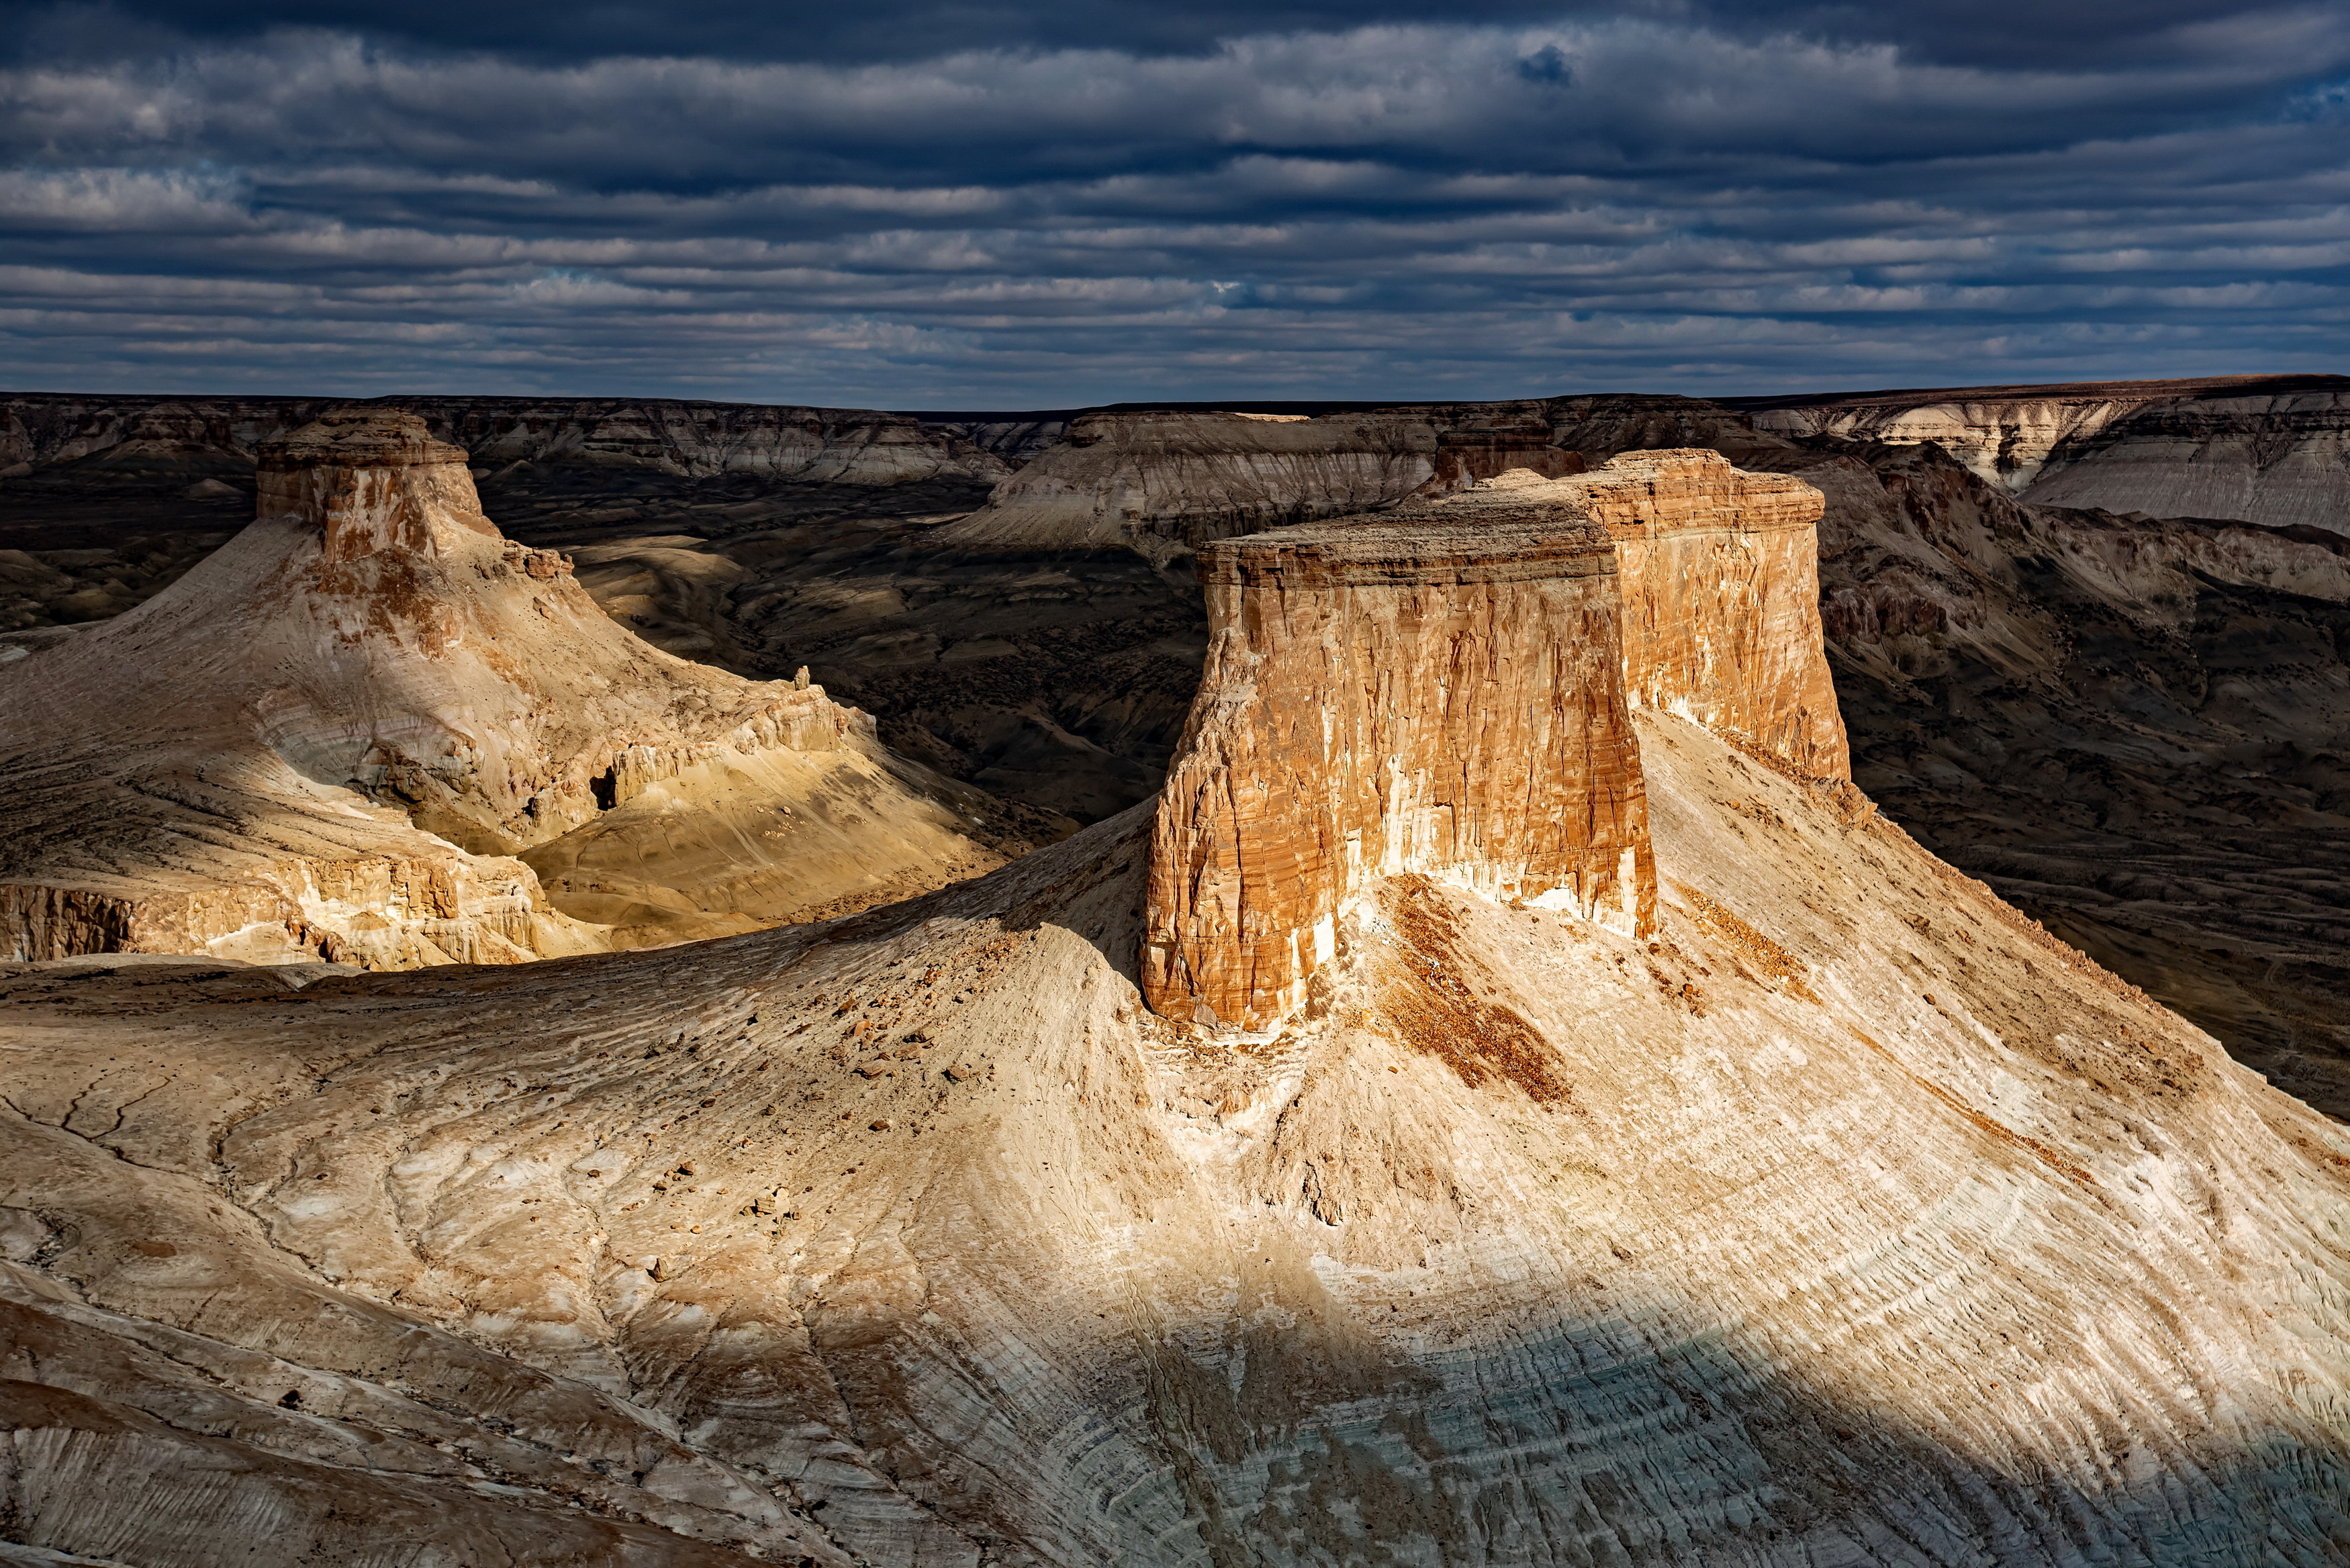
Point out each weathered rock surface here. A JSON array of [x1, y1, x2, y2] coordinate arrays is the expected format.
[[1145, 452, 1842, 1029], [939, 411, 1446, 561], [1729, 374, 2350, 531], [895, 396, 2350, 1114], [1574, 452, 1849, 781], [1777, 438, 2350, 1117], [4, 695, 2347, 1564], [1143, 491, 1647, 1028], [0, 411, 1029, 967]]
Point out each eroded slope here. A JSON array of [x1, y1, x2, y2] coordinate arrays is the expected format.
[[3, 713, 2347, 1565]]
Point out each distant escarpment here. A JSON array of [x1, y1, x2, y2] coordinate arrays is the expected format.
[[0, 392, 1009, 493], [1145, 451, 1842, 1027], [937, 411, 1447, 561], [1728, 373, 2350, 532], [0, 410, 1031, 967]]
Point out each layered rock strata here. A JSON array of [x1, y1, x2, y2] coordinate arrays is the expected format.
[[0, 411, 1021, 966], [938, 411, 1445, 560], [1728, 374, 2350, 532], [0, 393, 1009, 490], [1580, 450, 1850, 780], [1144, 503, 1649, 1027], [1145, 450, 1838, 1027]]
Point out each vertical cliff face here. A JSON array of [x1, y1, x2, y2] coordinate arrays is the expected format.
[[1143, 450, 1836, 1028], [1143, 510, 1650, 1027], [1573, 450, 1849, 780], [261, 411, 500, 562]]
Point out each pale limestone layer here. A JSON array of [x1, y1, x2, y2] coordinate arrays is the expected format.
[[0, 411, 1017, 967], [1748, 396, 2138, 491], [1, 713, 2346, 1567], [1145, 451, 1842, 1028]]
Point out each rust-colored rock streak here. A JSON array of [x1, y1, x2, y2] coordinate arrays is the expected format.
[[1145, 450, 1840, 1026], [1145, 510, 1653, 1028]]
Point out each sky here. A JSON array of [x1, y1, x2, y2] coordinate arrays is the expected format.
[[3, 1, 2348, 408]]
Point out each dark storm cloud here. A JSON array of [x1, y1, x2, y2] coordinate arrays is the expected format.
[[1, 1, 2346, 403]]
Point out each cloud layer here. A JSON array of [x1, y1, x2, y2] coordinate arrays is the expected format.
[[4, 2, 2348, 405]]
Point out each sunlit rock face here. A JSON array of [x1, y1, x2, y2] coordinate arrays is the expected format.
[[1573, 450, 1849, 781], [6, 658, 2348, 1568], [1143, 498, 1650, 1029], [0, 410, 1021, 967], [1143, 450, 1841, 1029]]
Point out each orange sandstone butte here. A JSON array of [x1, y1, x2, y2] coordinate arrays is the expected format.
[[1144, 449, 1844, 1028]]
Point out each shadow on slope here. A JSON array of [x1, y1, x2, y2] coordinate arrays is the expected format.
[[6, 720, 2350, 1565]]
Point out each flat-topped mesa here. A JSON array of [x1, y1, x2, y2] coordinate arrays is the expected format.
[[1143, 449, 1839, 1028], [1143, 507, 1654, 1029]]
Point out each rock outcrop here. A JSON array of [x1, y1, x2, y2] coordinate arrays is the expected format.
[[939, 410, 1445, 562], [1143, 496, 1648, 1028], [1145, 451, 1840, 1028], [0, 411, 1027, 967], [1728, 374, 2350, 531], [19, 380, 2350, 1099]]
